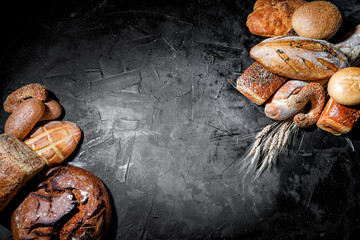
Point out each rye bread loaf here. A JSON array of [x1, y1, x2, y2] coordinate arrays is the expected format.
[[11, 165, 112, 240], [250, 36, 350, 81], [0, 133, 45, 212]]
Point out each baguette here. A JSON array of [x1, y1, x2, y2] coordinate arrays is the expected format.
[[250, 36, 350, 81], [236, 61, 287, 105], [316, 98, 360, 136], [0, 133, 45, 211]]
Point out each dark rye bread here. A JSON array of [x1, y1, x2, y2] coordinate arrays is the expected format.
[[11, 165, 112, 240], [250, 36, 350, 81], [0, 133, 45, 212]]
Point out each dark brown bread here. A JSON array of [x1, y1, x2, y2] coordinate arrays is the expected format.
[[11, 165, 112, 240], [40, 99, 62, 121], [0, 133, 45, 212], [236, 61, 287, 105], [250, 36, 350, 81], [5, 98, 45, 140]]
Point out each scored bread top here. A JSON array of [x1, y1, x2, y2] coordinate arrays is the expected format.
[[250, 36, 350, 81], [24, 121, 82, 166]]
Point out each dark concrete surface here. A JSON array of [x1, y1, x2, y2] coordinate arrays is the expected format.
[[1, 0, 360, 239]]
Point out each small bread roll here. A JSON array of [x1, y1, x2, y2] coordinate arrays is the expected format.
[[327, 67, 360, 106], [291, 1, 342, 40], [4, 98, 45, 140]]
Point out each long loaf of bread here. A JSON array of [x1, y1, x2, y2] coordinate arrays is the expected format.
[[236, 61, 287, 105], [316, 98, 360, 136], [250, 36, 350, 81], [0, 133, 45, 211]]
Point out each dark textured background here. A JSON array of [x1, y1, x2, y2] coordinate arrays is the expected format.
[[0, 0, 360, 239]]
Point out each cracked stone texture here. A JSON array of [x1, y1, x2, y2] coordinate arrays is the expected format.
[[1, 0, 360, 239]]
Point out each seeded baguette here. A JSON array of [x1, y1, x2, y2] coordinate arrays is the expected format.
[[250, 36, 350, 81]]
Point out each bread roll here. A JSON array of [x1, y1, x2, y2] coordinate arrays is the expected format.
[[0, 133, 45, 212], [236, 62, 287, 105], [327, 67, 360, 106], [246, 0, 306, 37], [24, 121, 82, 166], [317, 98, 360, 136], [250, 36, 349, 81], [11, 165, 112, 240], [5, 98, 45, 140], [40, 99, 62, 121], [291, 1, 342, 40]]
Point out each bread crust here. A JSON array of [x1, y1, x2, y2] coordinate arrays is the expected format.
[[11, 165, 112, 240], [24, 121, 82, 166], [317, 98, 360, 136], [292, 1, 342, 40], [4, 98, 45, 140], [250, 36, 350, 81], [3, 83, 47, 113], [247, 0, 306, 37], [0, 133, 45, 212], [236, 62, 287, 105]]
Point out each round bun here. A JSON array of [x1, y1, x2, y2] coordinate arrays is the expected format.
[[328, 67, 360, 106], [291, 1, 342, 39], [11, 165, 112, 240]]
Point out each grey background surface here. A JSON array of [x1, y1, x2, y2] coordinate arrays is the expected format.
[[1, 0, 360, 239]]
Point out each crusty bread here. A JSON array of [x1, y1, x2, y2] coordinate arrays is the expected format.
[[292, 1, 342, 40], [327, 67, 360, 106], [0, 133, 45, 212], [236, 61, 287, 105], [3, 83, 47, 113], [5, 98, 45, 140], [40, 99, 62, 121], [317, 98, 360, 136], [24, 121, 82, 166], [11, 165, 112, 240], [250, 36, 350, 81], [247, 0, 306, 37]]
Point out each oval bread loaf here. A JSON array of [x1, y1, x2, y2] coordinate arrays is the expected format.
[[5, 98, 45, 140], [24, 121, 82, 166], [250, 36, 349, 81]]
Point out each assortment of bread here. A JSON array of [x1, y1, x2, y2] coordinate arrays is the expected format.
[[240, 0, 360, 135], [0, 83, 111, 239]]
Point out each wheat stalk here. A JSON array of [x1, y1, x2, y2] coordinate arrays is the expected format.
[[239, 118, 298, 179]]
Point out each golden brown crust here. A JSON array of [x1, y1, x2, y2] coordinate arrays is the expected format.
[[292, 1, 342, 40], [289, 82, 325, 128], [247, 0, 306, 37], [24, 121, 82, 166], [3, 84, 47, 113], [0, 133, 45, 212], [236, 62, 287, 105], [250, 36, 350, 81], [11, 165, 112, 240], [40, 99, 62, 121], [4, 98, 45, 140], [317, 98, 360, 136]]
